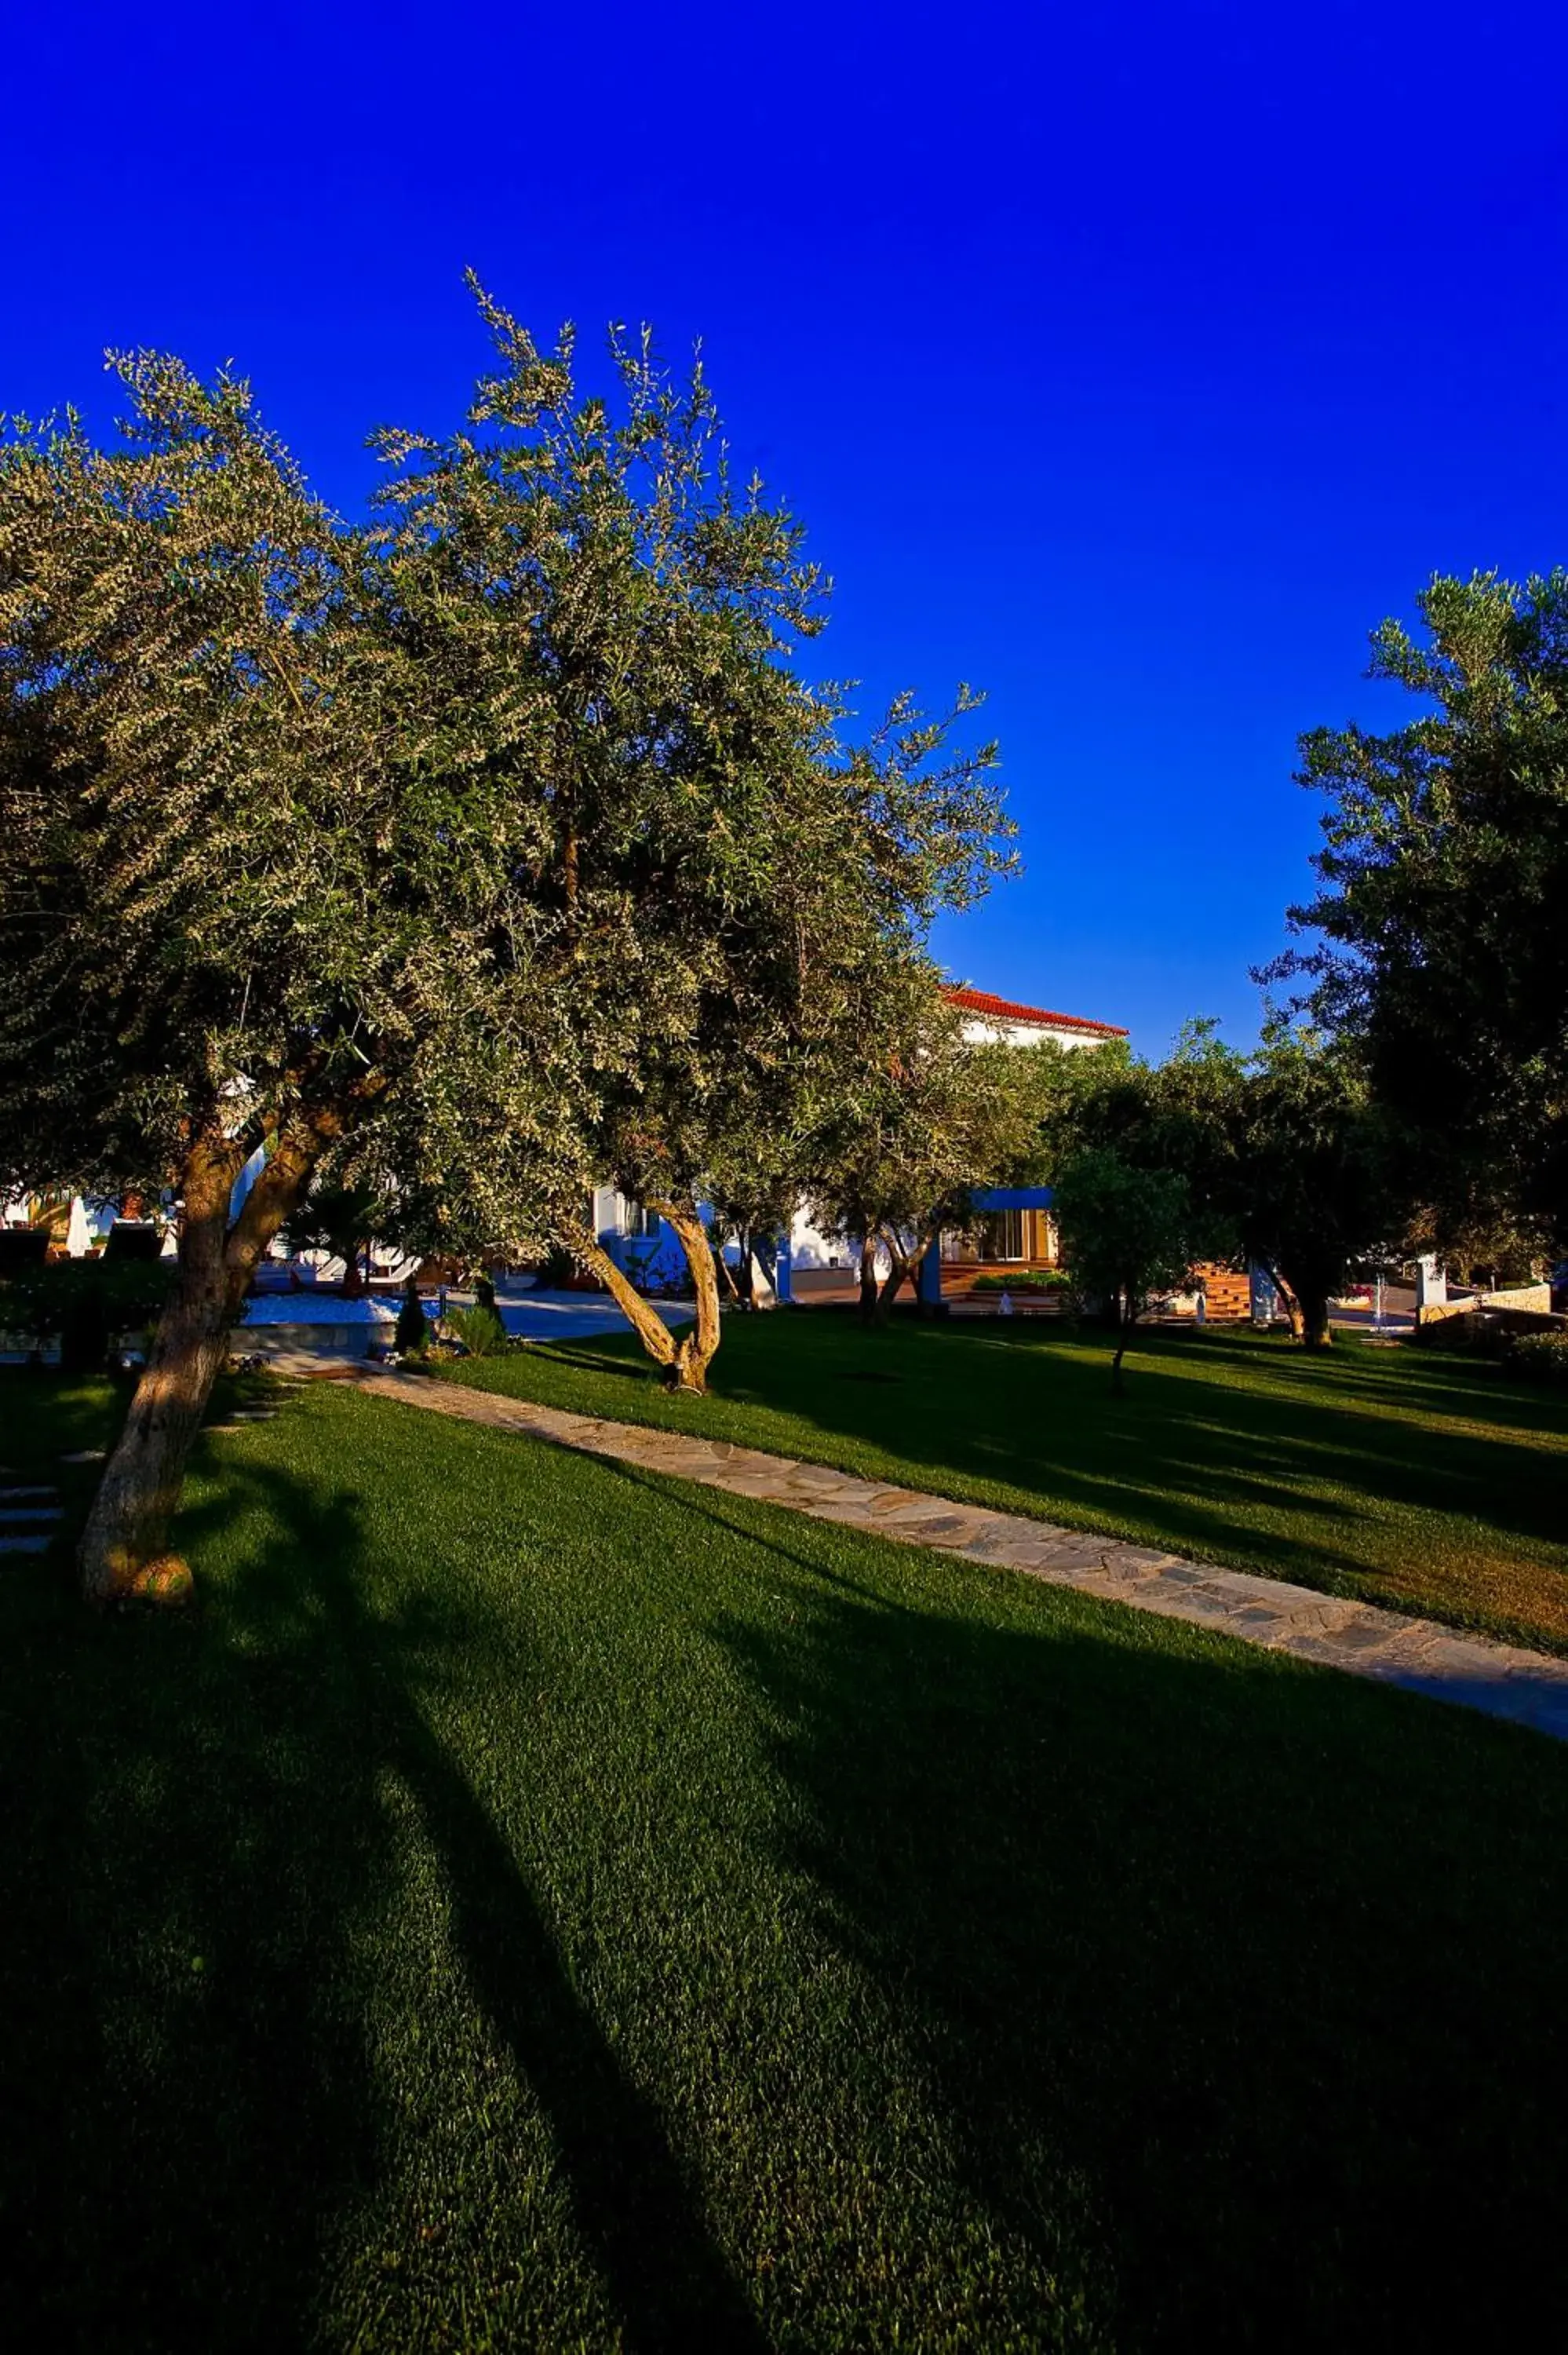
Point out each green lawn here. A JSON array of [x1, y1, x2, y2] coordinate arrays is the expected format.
[[4, 1368, 1568, 2349], [443, 1314, 1568, 1653]]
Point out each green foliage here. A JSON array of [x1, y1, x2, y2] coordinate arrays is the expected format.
[[0, 290, 1013, 1270], [971, 1269, 1074, 1291], [1052, 1148, 1204, 1338], [807, 990, 1051, 1310], [1, 289, 1019, 1567], [1037, 1017, 1407, 1348], [1506, 1331, 1568, 1386], [445, 1302, 509, 1358], [394, 1281, 428, 1358], [1224, 1023, 1406, 1343], [0, 1258, 174, 1371], [1282, 571, 1568, 1248]]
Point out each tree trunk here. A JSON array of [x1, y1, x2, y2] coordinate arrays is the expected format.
[[574, 1235, 684, 1375], [858, 1237, 881, 1324], [1274, 1259, 1333, 1349], [877, 1225, 941, 1320], [1110, 1304, 1137, 1394], [650, 1202, 723, 1393], [731, 1229, 756, 1311], [1253, 1258, 1302, 1338], [1298, 1291, 1333, 1349], [77, 1081, 385, 1605], [574, 1207, 724, 1393], [79, 1134, 255, 1602], [877, 1252, 912, 1317]]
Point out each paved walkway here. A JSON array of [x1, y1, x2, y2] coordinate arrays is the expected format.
[[350, 1371, 1568, 1743]]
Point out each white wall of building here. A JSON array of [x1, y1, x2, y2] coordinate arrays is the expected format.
[[789, 1002, 1120, 1269]]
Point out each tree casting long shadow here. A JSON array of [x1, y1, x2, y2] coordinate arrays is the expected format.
[[0, 1453, 764, 2354]]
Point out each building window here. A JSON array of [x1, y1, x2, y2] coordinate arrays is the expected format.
[[620, 1199, 658, 1239], [983, 1208, 1025, 1261]]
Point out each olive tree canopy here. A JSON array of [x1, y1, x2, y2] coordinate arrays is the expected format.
[[0, 290, 1014, 1595]]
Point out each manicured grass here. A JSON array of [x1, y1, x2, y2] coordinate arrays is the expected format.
[[4, 1369, 1568, 2348], [443, 1315, 1568, 1652]]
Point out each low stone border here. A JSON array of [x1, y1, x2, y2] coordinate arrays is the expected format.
[[350, 1371, 1568, 1743]]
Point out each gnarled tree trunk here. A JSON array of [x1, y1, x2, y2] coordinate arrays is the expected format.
[[78, 1087, 380, 1604], [858, 1236, 881, 1324], [1256, 1259, 1307, 1342], [1297, 1292, 1333, 1349], [78, 1137, 246, 1601], [574, 1236, 689, 1377], [876, 1225, 939, 1322], [574, 1202, 724, 1393], [1273, 1258, 1333, 1349], [651, 1201, 723, 1393]]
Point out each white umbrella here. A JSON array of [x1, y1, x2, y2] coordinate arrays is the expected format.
[[65, 1196, 92, 1258]]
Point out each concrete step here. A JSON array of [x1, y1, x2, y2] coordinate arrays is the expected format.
[[0, 1534, 52, 1556], [1, 1486, 60, 1502], [0, 1506, 63, 1524]]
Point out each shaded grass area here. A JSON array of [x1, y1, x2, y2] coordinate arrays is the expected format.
[[4, 1371, 1568, 2348], [443, 1316, 1568, 1652]]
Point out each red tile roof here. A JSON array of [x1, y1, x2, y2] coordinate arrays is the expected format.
[[946, 986, 1129, 1039]]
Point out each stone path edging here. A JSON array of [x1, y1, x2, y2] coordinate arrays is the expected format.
[[348, 1370, 1568, 1743]]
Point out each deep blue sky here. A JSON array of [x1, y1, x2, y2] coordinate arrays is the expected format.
[[8, 3, 1568, 1055]]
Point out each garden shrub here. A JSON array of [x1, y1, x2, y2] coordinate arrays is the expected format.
[[0, 1258, 174, 1371], [971, 1269, 1074, 1293], [446, 1302, 509, 1357], [1505, 1331, 1568, 1386], [395, 1281, 428, 1358]]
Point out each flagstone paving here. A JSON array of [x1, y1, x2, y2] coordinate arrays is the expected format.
[[1, 1481, 62, 1557], [351, 1370, 1568, 1743]]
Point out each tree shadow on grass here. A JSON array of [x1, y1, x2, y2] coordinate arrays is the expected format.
[[483, 1320, 1568, 1563], [741, 1325, 1568, 1608], [515, 1340, 658, 1383], [673, 1469, 1568, 2348], [0, 1452, 764, 2353]]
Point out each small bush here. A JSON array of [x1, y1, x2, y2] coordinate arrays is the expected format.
[[446, 1302, 509, 1358], [395, 1283, 428, 1357], [0, 1258, 175, 1371], [971, 1269, 1074, 1293], [1505, 1331, 1568, 1386]]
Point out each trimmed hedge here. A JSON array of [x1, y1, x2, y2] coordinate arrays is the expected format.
[[971, 1269, 1074, 1293], [1506, 1331, 1568, 1386], [0, 1258, 174, 1372]]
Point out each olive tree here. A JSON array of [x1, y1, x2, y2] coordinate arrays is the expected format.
[[359, 290, 1015, 1391], [1051, 1148, 1206, 1391], [0, 293, 1014, 1590], [808, 989, 1048, 1321], [1279, 571, 1568, 1251]]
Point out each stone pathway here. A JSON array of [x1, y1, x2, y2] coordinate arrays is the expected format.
[[350, 1371, 1568, 1743], [1, 1481, 63, 1557]]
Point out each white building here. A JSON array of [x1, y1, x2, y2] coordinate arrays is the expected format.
[[789, 984, 1129, 1273]]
